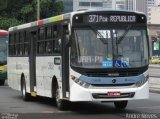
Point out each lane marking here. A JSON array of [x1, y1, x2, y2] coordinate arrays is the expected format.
[[136, 105, 160, 109]]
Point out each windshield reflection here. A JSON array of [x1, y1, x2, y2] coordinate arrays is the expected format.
[[71, 27, 149, 69]]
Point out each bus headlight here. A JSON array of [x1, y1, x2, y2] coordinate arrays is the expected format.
[[135, 75, 149, 87], [71, 75, 90, 88]]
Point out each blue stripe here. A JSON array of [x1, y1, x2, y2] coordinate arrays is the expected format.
[[79, 74, 145, 84]]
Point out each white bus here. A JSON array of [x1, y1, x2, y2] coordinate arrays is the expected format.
[[8, 10, 149, 110]]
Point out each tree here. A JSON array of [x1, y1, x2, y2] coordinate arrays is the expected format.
[[0, 17, 22, 29], [53, 1, 64, 15], [0, 0, 7, 11], [33, 0, 64, 18], [0, 0, 64, 30]]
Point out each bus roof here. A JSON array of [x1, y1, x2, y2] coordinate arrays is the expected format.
[[8, 9, 146, 32], [0, 30, 8, 35], [8, 14, 70, 32]]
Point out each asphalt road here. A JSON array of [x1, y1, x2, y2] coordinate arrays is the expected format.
[[0, 81, 160, 119]]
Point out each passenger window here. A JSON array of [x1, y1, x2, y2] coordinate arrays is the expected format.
[[47, 26, 52, 39], [45, 41, 52, 54], [24, 44, 29, 55], [39, 28, 45, 40]]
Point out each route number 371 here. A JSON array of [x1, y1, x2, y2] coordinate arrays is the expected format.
[[88, 15, 108, 23]]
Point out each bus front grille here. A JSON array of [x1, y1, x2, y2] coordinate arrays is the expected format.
[[85, 70, 140, 77], [91, 83, 134, 87]]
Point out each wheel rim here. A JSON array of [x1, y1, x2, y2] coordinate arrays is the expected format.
[[55, 86, 60, 105], [22, 82, 26, 97]]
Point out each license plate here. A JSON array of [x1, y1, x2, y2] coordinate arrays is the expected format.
[[107, 92, 121, 97]]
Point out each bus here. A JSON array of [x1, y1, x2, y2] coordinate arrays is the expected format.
[[8, 10, 149, 110], [0, 30, 8, 85]]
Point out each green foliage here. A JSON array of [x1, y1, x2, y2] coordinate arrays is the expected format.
[[0, 0, 64, 30], [0, 17, 22, 30], [53, 1, 64, 15], [0, 0, 7, 10], [19, 4, 34, 22]]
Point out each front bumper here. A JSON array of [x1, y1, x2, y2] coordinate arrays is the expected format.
[[70, 81, 149, 102]]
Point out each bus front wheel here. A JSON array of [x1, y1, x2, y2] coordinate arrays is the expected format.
[[114, 101, 128, 109], [55, 84, 68, 110]]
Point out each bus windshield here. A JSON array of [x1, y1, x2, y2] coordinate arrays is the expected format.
[[71, 25, 149, 69], [0, 37, 8, 65]]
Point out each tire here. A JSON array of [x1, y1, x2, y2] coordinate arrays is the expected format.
[[21, 77, 32, 101], [55, 84, 68, 110], [0, 80, 5, 86], [114, 101, 128, 109]]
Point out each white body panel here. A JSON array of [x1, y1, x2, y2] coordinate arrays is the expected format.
[[8, 56, 62, 98], [70, 81, 149, 102], [69, 69, 149, 102], [8, 57, 30, 92], [8, 56, 149, 102], [36, 56, 62, 98]]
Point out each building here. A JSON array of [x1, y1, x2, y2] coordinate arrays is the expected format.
[[148, 6, 160, 24], [147, 0, 156, 7], [146, 0, 156, 19], [147, 6, 160, 56], [156, 0, 160, 5], [136, 0, 147, 14], [57, 0, 146, 14]]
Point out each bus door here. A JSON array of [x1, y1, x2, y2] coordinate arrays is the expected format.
[[61, 23, 70, 98], [29, 30, 37, 93]]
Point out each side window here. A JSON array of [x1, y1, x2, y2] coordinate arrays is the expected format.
[[24, 31, 29, 55], [39, 27, 45, 40], [36, 24, 62, 56], [37, 27, 45, 55], [14, 32, 20, 56], [9, 33, 15, 56], [46, 26, 52, 39], [19, 32, 24, 55], [9, 31, 29, 56], [53, 25, 61, 54], [37, 42, 44, 54], [45, 41, 52, 54], [45, 26, 52, 54]]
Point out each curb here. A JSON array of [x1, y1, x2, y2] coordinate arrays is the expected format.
[[149, 64, 160, 68], [149, 89, 160, 94], [149, 77, 160, 94]]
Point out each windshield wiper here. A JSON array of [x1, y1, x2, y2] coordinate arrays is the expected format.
[[89, 26, 108, 44], [117, 25, 132, 44]]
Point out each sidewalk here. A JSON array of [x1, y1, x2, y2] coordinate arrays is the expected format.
[[149, 64, 160, 93], [149, 77, 160, 94], [149, 64, 160, 68]]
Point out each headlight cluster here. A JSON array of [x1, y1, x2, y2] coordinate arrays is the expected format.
[[71, 75, 90, 88], [135, 75, 149, 87]]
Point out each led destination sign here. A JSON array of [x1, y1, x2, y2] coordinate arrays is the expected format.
[[87, 15, 136, 23], [73, 13, 146, 24]]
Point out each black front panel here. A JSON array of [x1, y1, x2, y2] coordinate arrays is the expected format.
[[71, 65, 148, 77], [70, 11, 148, 77], [72, 11, 147, 26]]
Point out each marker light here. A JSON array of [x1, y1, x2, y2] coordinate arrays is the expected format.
[[71, 75, 90, 88], [135, 75, 149, 87]]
